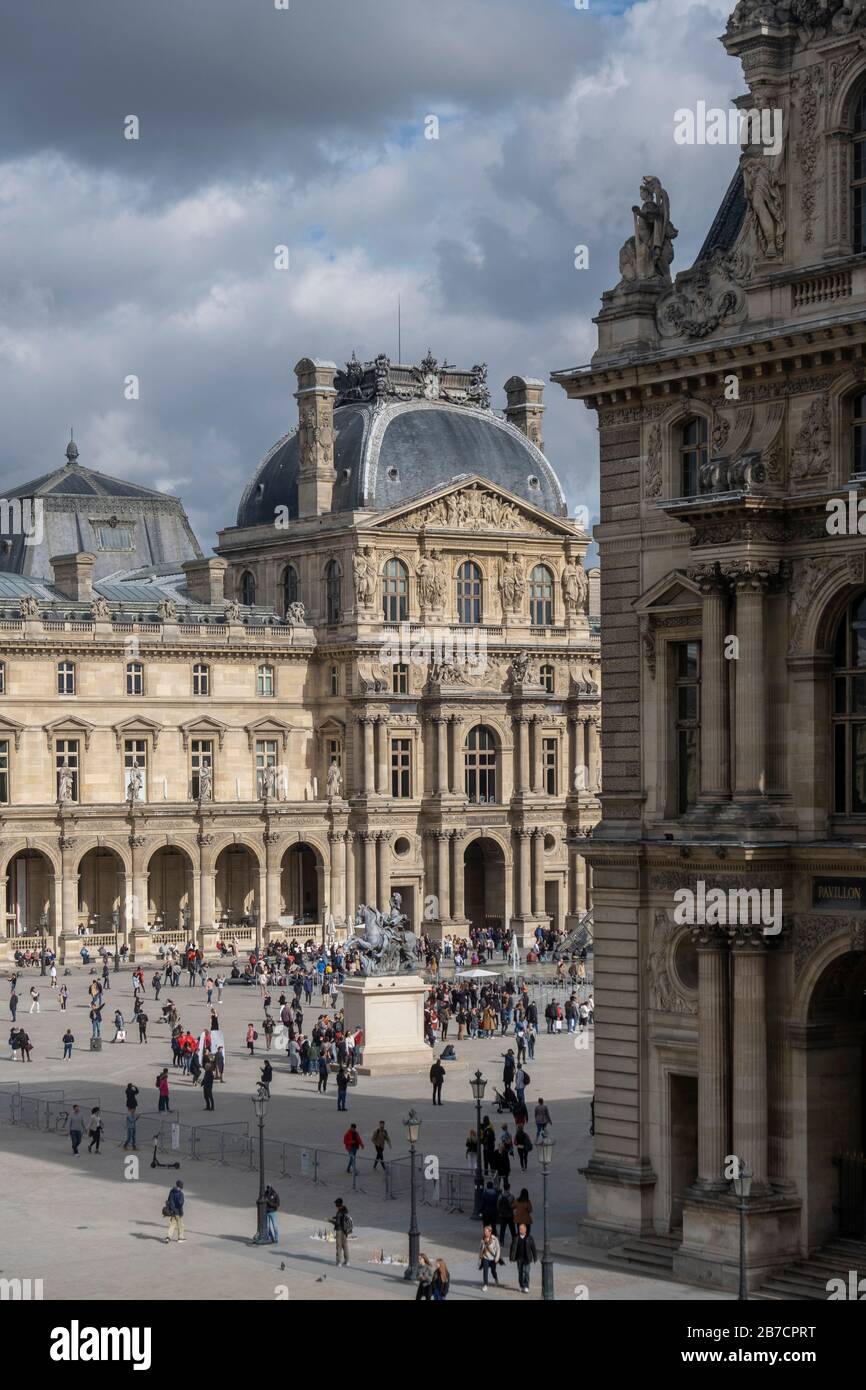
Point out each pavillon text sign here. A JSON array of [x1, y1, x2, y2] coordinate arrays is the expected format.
[[812, 878, 866, 912]]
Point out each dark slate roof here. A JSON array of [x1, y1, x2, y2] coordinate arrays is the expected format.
[[236, 399, 566, 528], [696, 167, 747, 263]]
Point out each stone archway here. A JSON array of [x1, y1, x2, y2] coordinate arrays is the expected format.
[[148, 846, 194, 931], [802, 950, 866, 1245], [214, 844, 259, 924], [464, 836, 506, 932], [282, 842, 321, 927], [5, 849, 53, 938], [78, 847, 124, 932]]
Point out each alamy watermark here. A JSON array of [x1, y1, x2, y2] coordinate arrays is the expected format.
[[674, 103, 783, 157], [673, 880, 782, 935], [0, 497, 43, 546]]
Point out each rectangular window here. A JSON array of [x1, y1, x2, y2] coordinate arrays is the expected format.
[[392, 662, 408, 695], [95, 523, 135, 551], [327, 737, 342, 772], [674, 640, 700, 814], [542, 737, 558, 796], [56, 739, 80, 802], [191, 738, 214, 800], [330, 665, 339, 696], [0, 662, 6, 694], [0, 739, 9, 804], [255, 739, 278, 796], [257, 665, 274, 697], [124, 738, 147, 800], [126, 662, 144, 696], [58, 661, 75, 696], [192, 663, 210, 696], [391, 738, 411, 799]]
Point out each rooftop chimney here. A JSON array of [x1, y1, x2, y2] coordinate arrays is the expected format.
[[295, 358, 338, 518], [182, 556, 228, 606], [50, 552, 95, 602], [503, 376, 546, 453]]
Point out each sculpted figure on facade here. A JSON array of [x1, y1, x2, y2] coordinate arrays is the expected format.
[[742, 155, 785, 258], [562, 553, 589, 614], [157, 597, 177, 623], [57, 760, 75, 803], [791, 396, 831, 479], [91, 595, 110, 621], [352, 545, 377, 607], [417, 549, 445, 611], [618, 176, 678, 285], [20, 595, 40, 619], [498, 552, 525, 613], [284, 600, 307, 627], [198, 761, 213, 801], [327, 758, 343, 800]]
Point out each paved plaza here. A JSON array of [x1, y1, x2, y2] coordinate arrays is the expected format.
[[1, 960, 725, 1301]]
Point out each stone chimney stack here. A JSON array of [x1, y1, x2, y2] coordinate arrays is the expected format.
[[182, 556, 228, 605], [51, 552, 95, 602], [295, 358, 338, 518], [503, 376, 546, 453]]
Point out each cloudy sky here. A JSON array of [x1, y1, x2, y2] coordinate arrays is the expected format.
[[0, 0, 744, 552]]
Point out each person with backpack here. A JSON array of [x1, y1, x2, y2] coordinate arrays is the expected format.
[[430, 1056, 445, 1106], [331, 1198, 352, 1266], [514, 1124, 533, 1171], [164, 1181, 185, 1243], [509, 1222, 538, 1293], [514, 1062, 529, 1106], [246, 1023, 257, 1056], [264, 1184, 280, 1243]]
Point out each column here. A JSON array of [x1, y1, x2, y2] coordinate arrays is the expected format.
[[731, 565, 770, 799], [693, 566, 730, 802], [362, 831, 377, 905], [694, 932, 729, 1189], [130, 834, 147, 934], [448, 717, 464, 794], [199, 858, 216, 930], [376, 717, 389, 795], [376, 831, 391, 909], [516, 716, 530, 794], [532, 828, 546, 918], [436, 716, 449, 794], [436, 830, 451, 921], [516, 828, 532, 916], [731, 936, 768, 1189], [329, 831, 346, 923], [568, 715, 580, 795], [587, 717, 600, 796], [264, 833, 281, 926], [530, 716, 544, 794], [60, 835, 78, 938], [344, 832, 355, 922], [362, 718, 375, 794], [451, 830, 466, 919]]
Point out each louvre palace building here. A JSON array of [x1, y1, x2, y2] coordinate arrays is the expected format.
[[553, 0, 866, 1291], [0, 354, 599, 972]]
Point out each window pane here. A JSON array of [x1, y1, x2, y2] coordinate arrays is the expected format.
[[677, 685, 697, 722], [835, 722, 847, 814], [853, 724, 866, 813], [835, 676, 849, 714]]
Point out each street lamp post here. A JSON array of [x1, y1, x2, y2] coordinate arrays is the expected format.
[[538, 1133, 555, 1301], [111, 909, 120, 972], [470, 1070, 487, 1219], [38, 910, 48, 977], [252, 904, 261, 959], [251, 1093, 270, 1243], [732, 1158, 752, 1301], [403, 1108, 422, 1280]]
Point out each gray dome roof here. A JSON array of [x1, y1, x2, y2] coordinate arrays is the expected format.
[[237, 397, 567, 528]]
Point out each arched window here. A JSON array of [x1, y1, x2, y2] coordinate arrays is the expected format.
[[325, 561, 342, 624], [240, 570, 256, 606], [282, 565, 299, 613], [382, 558, 409, 623], [540, 663, 554, 693], [679, 418, 707, 497], [854, 89, 866, 253], [529, 566, 554, 627], [832, 595, 866, 814], [457, 561, 482, 625], [851, 392, 866, 478], [465, 724, 497, 804]]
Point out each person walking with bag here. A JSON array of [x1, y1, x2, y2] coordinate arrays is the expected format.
[[431, 1258, 450, 1301], [479, 1226, 501, 1290], [164, 1181, 185, 1243]]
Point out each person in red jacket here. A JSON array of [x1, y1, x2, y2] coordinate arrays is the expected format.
[[343, 1123, 364, 1174]]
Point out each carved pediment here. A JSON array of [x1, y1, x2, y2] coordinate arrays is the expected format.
[[634, 571, 702, 618], [372, 477, 573, 538]]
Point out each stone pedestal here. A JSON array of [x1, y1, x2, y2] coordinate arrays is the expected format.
[[341, 973, 431, 1075], [674, 1192, 801, 1293]]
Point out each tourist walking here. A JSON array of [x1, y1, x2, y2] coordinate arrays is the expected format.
[[431, 1258, 450, 1301], [29, 986, 40, 1014], [534, 1097, 552, 1139], [69, 1105, 85, 1155], [371, 1120, 391, 1170], [343, 1123, 364, 1174], [164, 1181, 185, 1242], [9, 989, 17, 1022], [87, 1107, 103, 1153], [246, 1023, 256, 1056], [336, 1066, 350, 1111], [509, 1222, 538, 1292], [59, 984, 68, 1012], [331, 1199, 352, 1266], [479, 1226, 501, 1289], [124, 1108, 139, 1151], [202, 1064, 215, 1111], [416, 1253, 434, 1300]]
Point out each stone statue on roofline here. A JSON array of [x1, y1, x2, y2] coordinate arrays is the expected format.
[[618, 176, 677, 287]]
